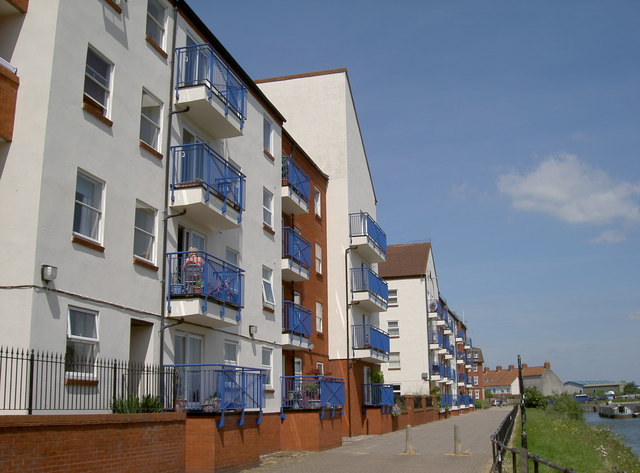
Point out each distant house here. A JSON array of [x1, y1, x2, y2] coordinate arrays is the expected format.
[[564, 381, 626, 395], [484, 361, 564, 398]]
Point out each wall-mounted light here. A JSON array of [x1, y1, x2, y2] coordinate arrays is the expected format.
[[249, 325, 257, 337], [41, 265, 58, 282]]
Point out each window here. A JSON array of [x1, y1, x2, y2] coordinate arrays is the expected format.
[[387, 320, 399, 337], [133, 201, 156, 262], [146, 0, 166, 48], [225, 247, 239, 266], [474, 390, 480, 399], [65, 308, 98, 374], [473, 376, 479, 386], [388, 289, 398, 306], [315, 362, 324, 376], [315, 302, 323, 333], [313, 187, 321, 217], [224, 340, 238, 365], [389, 352, 400, 369], [84, 47, 112, 116], [262, 267, 275, 308], [261, 348, 272, 387], [263, 117, 273, 155], [315, 243, 322, 275], [262, 189, 273, 227], [140, 90, 162, 150], [473, 365, 478, 372], [73, 171, 104, 243]]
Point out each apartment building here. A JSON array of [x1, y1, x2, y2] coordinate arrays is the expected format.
[[379, 243, 476, 412], [470, 347, 485, 400], [0, 0, 287, 415], [257, 69, 390, 436]]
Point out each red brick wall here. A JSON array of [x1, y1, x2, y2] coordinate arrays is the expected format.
[[280, 411, 342, 451], [0, 66, 19, 142], [0, 413, 185, 473]]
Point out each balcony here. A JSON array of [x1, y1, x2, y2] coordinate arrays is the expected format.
[[363, 383, 394, 412], [456, 328, 466, 343], [281, 301, 312, 350], [167, 251, 244, 328], [170, 143, 245, 229], [0, 0, 28, 15], [431, 363, 445, 381], [349, 212, 386, 263], [465, 337, 472, 350], [441, 394, 454, 410], [352, 324, 390, 363], [281, 156, 310, 215], [447, 369, 456, 385], [350, 267, 388, 312], [427, 299, 439, 319], [428, 331, 443, 351], [174, 44, 246, 138], [281, 376, 345, 419], [167, 363, 264, 427], [282, 227, 311, 281], [0, 58, 19, 142]]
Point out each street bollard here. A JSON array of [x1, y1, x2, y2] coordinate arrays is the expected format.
[[404, 425, 415, 454], [454, 424, 461, 454]]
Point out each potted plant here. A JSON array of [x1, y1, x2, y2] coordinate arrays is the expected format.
[[193, 279, 202, 293], [304, 382, 320, 407]]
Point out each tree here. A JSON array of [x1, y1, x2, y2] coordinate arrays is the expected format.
[[523, 387, 546, 408], [623, 381, 639, 395]]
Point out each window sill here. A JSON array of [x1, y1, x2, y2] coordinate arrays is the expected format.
[[103, 0, 122, 14], [388, 368, 401, 371], [314, 214, 322, 222], [72, 234, 105, 253], [263, 150, 275, 162], [82, 95, 113, 128], [263, 224, 275, 235], [139, 140, 163, 160], [315, 272, 323, 280], [262, 305, 275, 313], [133, 257, 158, 272], [145, 35, 168, 59], [264, 388, 275, 394]]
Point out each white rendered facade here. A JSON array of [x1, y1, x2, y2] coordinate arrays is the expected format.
[[0, 0, 284, 413], [258, 70, 388, 365]]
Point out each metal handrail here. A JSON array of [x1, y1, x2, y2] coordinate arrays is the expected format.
[[282, 156, 310, 203], [349, 212, 387, 255]]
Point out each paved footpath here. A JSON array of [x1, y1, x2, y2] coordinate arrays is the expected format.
[[243, 407, 509, 473]]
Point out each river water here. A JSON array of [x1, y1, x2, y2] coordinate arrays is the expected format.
[[583, 411, 640, 458]]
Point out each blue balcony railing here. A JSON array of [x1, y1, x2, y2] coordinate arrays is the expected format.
[[281, 376, 345, 419], [282, 301, 311, 339], [350, 267, 388, 309], [167, 363, 264, 427], [432, 363, 445, 377], [349, 212, 387, 257], [352, 324, 390, 356], [282, 156, 310, 203], [171, 143, 245, 222], [167, 251, 244, 317], [363, 383, 394, 412], [442, 393, 453, 409], [282, 227, 311, 269], [429, 331, 444, 347], [175, 44, 247, 126]]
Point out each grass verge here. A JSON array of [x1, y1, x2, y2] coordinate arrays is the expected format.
[[514, 408, 640, 473]]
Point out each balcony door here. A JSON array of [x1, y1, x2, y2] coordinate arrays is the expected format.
[[174, 333, 203, 407], [181, 128, 205, 183], [363, 366, 372, 404]]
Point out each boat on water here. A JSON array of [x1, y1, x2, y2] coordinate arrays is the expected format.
[[598, 404, 639, 419]]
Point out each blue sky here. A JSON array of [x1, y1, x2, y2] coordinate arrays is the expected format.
[[187, 1, 640, 383]]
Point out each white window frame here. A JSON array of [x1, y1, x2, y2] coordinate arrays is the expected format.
[[225, 247, 239, 267], [73, 170, 104, 244], [65, 307, 99, 376], [313, 187, 321, 217], [262, 188, 273, 228], [224, 340, 238, 365], [315, 243, 322, 275], [315, 362, 324, 376], [387, 320, 399, 337], [146, 0, 167, 49], [84, 46, 112, 117], [473, 376, 479, 386], [263, 116, 273, 155], [262, 266, 275, 309], [261, 347, 272, 387], [389, 352, 400, 369], [140, 89, 163, 150], [388, 289, 398, 306], [315, 301, 323, 333], [133, 200, 157, 263]]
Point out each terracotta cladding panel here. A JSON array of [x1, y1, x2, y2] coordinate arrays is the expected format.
[[0, 67, 19, 142]]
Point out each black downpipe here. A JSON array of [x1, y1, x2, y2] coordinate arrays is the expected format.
[[345, 247, 352, 437]]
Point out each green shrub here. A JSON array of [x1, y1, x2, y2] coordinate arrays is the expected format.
[[524, 387, 546, 408], [545, 393, 583, 420], [475, 399, 490, 409], [112, 395, 162, 414]]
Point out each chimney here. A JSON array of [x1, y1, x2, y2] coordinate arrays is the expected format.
[[496, 365, 502, 372], [508, 364, 514, 371], [544, 361, 550, 369], [522, 363, 528, 369]]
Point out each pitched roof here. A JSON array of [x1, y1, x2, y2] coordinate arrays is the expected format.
[[378, 243, 431, 279], [483, 364, 549, 386]]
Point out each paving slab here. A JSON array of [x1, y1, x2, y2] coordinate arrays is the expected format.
[[242, 407, 509, 473]]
